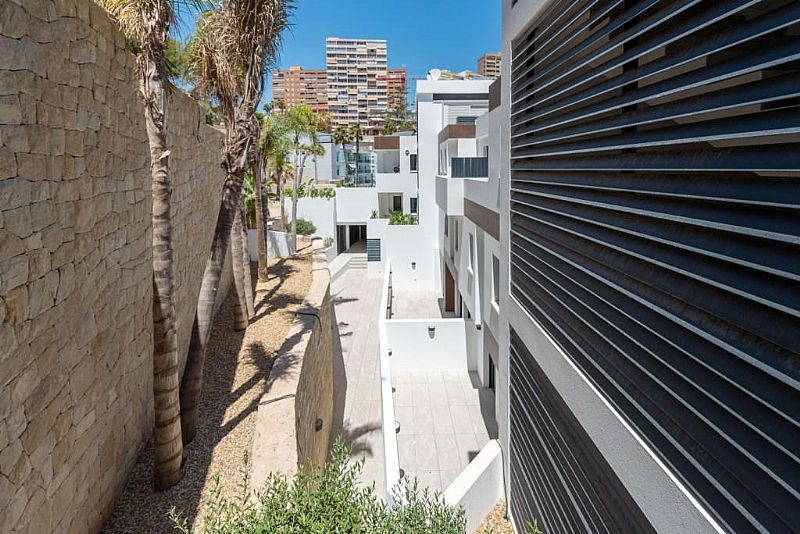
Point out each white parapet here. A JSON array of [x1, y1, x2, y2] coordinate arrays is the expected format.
[[378, 259, 401, 503], [444, 439, 505, 533]]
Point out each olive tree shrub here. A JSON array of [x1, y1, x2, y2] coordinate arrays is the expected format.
[[171, 440, 466, 533]]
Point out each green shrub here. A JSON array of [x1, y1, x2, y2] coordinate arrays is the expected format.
[[295, 218, 316, 235], [171, 440, 465, 533], [388, 212, 418, 225], [323, 237, 334, 249], [370, 210, 379, 219]]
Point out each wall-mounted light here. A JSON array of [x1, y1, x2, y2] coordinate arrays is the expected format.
[[411, 262, 416, 270], [428, 326, 435, 338]]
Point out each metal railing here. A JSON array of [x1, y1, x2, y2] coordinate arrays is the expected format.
[[451, 157, 488, 178]]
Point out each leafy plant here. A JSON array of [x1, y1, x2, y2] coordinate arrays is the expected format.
[[388, 212, 418, 225], [526, 519, 544, 534], [323, 237, 334, 249], [171, 440, 465, 533], [370, 210, 379, 219], [295, 218, 316, 236]]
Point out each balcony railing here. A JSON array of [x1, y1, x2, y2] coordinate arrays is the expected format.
[[451, 157, 488, 178]]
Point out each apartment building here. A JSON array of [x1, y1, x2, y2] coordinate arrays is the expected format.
[[271, 66, 328, 113], [477, 52, 501, 79], [326, 37, 389, 134], [379, 67, 407, 103], [497, 1, 800, 533]]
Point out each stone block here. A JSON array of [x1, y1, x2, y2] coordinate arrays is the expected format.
[[0, 229, 25, 262], [27, 247, 50, 280], [0, 255, 29, 295], [0, 125, 31, 152], [28, 274, 55, 318], [0, 146, 16, 179], [0, 95, 23, 125], [4, 205, 32, 238], [0, 178, 33, 210], [15, 153, 47, 181], [0, 1, 29, 39]]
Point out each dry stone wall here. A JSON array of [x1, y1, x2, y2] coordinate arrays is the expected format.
[[0, 0, 228, 532], [251, 247, 336, 488]]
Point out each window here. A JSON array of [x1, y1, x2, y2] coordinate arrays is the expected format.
[[454, 220, 459, 251], [410, 153, 418, 171], [410, 197, 418, 214], [492, 255, 500, 308], [392, 195, 402, 212], [444, 216, 448, 236], [468, 234, 475, 273]]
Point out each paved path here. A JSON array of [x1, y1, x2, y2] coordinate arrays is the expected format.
[[330, 266, 386, 498]]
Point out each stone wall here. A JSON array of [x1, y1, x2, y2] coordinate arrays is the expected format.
[[0, 0, 228, 532], [251, 246, 336, 487]]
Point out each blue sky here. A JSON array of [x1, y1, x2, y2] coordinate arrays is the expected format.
[[178, 0, 501, 105]]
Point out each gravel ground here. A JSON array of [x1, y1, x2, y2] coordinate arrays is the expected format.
[[475, 500, 515, 534], [103, 246, 313, 533]]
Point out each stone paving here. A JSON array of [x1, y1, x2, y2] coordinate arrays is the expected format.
[[393, 370, 497, 493], [330, 261, 386, 498]]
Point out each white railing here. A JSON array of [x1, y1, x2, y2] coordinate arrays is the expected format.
[[378, 259, 401, 503]]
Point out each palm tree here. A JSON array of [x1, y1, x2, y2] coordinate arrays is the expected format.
[[257, 113, 286, 277], [283, 104, 317, 249], [270, 139, 293, 229], [180, 0, 291, 444], [99, 0, 187, 490], [349, 122, 364, 185], [332, 125, 350, 181]]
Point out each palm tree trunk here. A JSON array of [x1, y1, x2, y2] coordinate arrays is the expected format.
[[355, 138, 360, 185], [142, 30, 183, 491], [278, 169, 286, 230], [240, 200, 255, 317], [230, 193, 249, 331], [180, 176, 237, 444], [291, 150, 300, 251], [181, 112, 252, 444], [253, 148, 269, 281]]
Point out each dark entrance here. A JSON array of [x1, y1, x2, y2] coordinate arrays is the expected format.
[[348, 224, 366, 247], [337, 225, 347, 254]]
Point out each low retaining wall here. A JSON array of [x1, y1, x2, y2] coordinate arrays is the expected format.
[[251, 245, 336, 486], [444, 439, 505, 533]]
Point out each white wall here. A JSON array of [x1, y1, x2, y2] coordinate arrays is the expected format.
[[382, 225, 438, 291], [335, 187, 378, 224], [385, 318, 467, 371], [283, 197, 336, 241], [444, 439, 505, 534], [267, 230, 292, 258]]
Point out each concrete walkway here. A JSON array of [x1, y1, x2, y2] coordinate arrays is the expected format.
[[330, 267, 385, 498]]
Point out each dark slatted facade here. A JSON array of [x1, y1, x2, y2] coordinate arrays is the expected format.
[[366, 238, 381, 262], [509, 1, 800, 532], [509, 331, 656, 534]]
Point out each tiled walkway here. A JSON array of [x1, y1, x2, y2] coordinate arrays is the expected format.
[[330, 266, 386, 498], [393, 370, 498, 493]]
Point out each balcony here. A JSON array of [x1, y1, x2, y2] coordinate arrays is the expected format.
[[451, 157, 488, 178]]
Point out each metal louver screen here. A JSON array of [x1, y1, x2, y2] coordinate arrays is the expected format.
[[509, 1, 800, 532], [366, 238, 381, 262], [509, 330, 655, 534]]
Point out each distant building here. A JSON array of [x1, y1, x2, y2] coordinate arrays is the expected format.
[[326, 37, 389, 134], [477, 52, 501, 79], [271, 66, 328, 113], [380, 67, 407, 103]]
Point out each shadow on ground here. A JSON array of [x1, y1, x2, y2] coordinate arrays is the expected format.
[[103, 253, 311, 532]]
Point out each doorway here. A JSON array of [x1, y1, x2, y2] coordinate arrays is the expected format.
[[444, 265, 455, 312]]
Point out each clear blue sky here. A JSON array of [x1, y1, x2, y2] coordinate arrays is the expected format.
[[176, 0, 501, 106]]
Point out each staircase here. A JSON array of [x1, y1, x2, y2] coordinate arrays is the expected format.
[[346, 253, 368, 270]]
